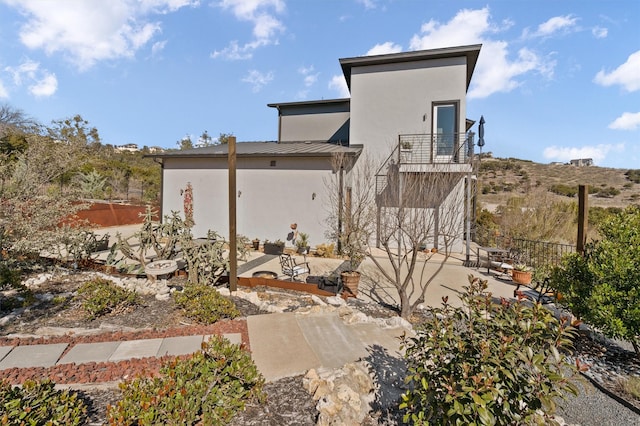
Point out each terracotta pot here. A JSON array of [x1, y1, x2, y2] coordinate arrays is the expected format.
[[341, 271, 361, 296], [512, 269, 532, 285]]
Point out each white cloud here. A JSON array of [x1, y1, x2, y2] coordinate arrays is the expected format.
[[524, 15, 578, 39], [0, 80, 8, 99], [29, 72, 57, 97], [592, 26, 608, 39], [298, 65, 318, 87], [2, 0, 196, 71], [409, 8, 555, 99], [214, 0, 285, 60], [4, 59, 58, 98], [151, 40, 167, 56], [328, 75, 349, 98], [609, 112, 640, 131], [242, 69, 274, 92], [366, 42, 402, 56], [543, 143, 624, 164], [594, 50, 640, 92], [356, 0, 377, 10]]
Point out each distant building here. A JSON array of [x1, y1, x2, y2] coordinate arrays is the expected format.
[[549, 161, 564, 166], [146, 146, 165, 153], [570, 158, 593, 167], [115, 143, 139, 153]]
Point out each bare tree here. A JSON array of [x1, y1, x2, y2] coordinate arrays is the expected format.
[[327, 151, 468, 319]]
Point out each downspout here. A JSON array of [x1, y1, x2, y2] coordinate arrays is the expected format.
[[153, 157, 164, 221], [337, 166, 343, 254], [277, 106, 282, 143]]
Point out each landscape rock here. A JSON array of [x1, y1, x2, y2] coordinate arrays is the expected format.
[[303, 362, 374, 426], [326, 296, 346, 306]]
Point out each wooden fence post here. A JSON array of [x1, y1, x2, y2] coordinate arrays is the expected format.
[[228, 136, 237, 291], [577, 185, 588, 255]]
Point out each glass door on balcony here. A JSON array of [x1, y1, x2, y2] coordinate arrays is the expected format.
[[433, 103, 457, 161]]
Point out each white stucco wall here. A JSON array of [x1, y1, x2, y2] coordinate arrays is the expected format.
[[162, 156, 337, 248], [349, 56, 468, 160], [279, 112, 349, 143]]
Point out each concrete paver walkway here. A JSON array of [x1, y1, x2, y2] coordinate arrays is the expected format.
[[248, 312, 406, 382], [0, 333, 241, 371]]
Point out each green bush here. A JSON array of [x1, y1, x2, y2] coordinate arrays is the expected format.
[[550, 205, 640, 356], [594, 186, 620, 198], [549, 183, 577, 197], [76, 278, 139, 320], [174, 283, 239, 324], [625, 169, 640, 184], [0, 379, 87, 425], [0, 263, 34, 312], [400, 275, 579, 425], [107, 336, 265, 425], [0, 263, 20, 290]]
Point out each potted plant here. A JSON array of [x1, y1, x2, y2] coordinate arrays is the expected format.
[[263, 239, 285, 255], [340, 230, 367, 296], [295, 232, 311, 254], [512, 263, 532, 285]]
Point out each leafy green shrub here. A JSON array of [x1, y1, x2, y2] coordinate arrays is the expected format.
[[0, 263, 34, 312], [0, 379, 87, 425], [107, 336, 265, 425], [0, 263, 20, 290], [594, 186, 620, 198], [625, 169, 640, 184], [400, 275, 579, 425], [76, 278, 139, 320], [550, 205, 640, 356], [174, 283, 239, 324], [549, 183, 577, 197]]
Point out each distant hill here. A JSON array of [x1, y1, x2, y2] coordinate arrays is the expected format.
[[476, 156, 640, 211]]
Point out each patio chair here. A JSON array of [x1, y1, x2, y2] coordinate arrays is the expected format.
[[279, 253, 310, 281]]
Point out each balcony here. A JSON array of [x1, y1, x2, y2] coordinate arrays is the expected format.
[[395, 133, 474, 173]]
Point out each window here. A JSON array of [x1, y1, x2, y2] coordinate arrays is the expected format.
[[433, 103, 457, 158]]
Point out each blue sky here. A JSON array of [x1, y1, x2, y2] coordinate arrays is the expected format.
[[0, 0, 638, 168]]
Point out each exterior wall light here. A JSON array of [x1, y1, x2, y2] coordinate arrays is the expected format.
[[312, 192, 316, 200]]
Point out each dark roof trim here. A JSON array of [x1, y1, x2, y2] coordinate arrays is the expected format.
[[267, 98, 350, 109], [340, 44, 482, 91], [145, 142, 363, 160]]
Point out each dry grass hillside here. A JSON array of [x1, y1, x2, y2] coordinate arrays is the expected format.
[[476, 156, 640, 211]]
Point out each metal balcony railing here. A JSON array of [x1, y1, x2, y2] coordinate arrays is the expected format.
[[397, 133, 474, 165], [375, 133, 475, 196]]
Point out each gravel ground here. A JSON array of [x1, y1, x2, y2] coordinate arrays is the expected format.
[[557, 378, 640, 425]]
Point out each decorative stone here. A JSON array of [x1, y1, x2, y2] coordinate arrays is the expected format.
[[326, 296, 347, 306]]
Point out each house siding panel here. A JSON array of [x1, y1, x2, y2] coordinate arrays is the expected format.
[[162, 156, 335, 246], [349, 56, 467, 161]]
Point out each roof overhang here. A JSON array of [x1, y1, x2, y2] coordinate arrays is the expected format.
[[145, 142, 363, 161], [340, 44, 482, 91], [267, 98, 350, 109]]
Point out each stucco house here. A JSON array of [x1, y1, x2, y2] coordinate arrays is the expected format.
[[148, 44, 481, 253]]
